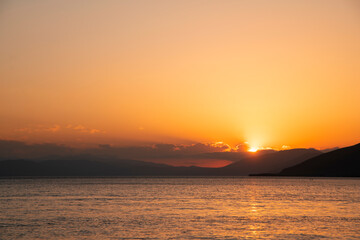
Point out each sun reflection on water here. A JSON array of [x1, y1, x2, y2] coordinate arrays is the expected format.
[[1, 178, 359, 239]]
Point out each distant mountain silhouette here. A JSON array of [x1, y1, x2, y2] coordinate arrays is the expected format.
[[276, 143, 360, 177], [0, 148, 322, 177], [0, 159, 217, 176], [218, 148, 322, 175]]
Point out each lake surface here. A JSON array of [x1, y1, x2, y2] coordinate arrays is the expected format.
[[1, 177, 359, 239]]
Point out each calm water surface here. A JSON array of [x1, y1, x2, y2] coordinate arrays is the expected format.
[[0, 177, 359, 239]]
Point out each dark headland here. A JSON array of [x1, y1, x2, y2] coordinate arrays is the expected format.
[[251, 143, 360, 177]]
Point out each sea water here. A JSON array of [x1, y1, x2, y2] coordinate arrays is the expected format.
[[1, 177, 359, 239]]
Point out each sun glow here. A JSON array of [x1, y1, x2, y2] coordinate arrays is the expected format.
[[248, 146, 259, 153]]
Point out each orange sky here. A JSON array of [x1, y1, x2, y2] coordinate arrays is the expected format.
[[1, 0, 359, 150]]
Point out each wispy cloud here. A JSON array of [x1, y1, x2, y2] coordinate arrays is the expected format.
[[15, 124, 61, 133], [15, 124, 104, 135], [66, 124, 105, 134]]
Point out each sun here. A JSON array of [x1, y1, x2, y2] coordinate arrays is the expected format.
[[248, 146, 259, 152]]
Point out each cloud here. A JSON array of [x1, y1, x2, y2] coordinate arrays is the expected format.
[[15, 124, 61, 133], [0, 139, 253, 164], [15, 124, 104, 135], [15, 128, 34, 133], [0, 139, 76, 160], [66, 124, 105, 134], [48, 125, 61, 132]]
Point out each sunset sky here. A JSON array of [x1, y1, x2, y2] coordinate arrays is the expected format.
[[1, 0, 360, 150]]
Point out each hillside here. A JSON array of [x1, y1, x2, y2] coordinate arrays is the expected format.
[[0, 159, 218, 177], [278, 143, 360, 177]]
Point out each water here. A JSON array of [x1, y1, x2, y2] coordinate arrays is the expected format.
[[1, 177, 359, 239]]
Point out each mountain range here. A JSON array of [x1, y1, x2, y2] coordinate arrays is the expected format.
[[1, 143, 359, 177]]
